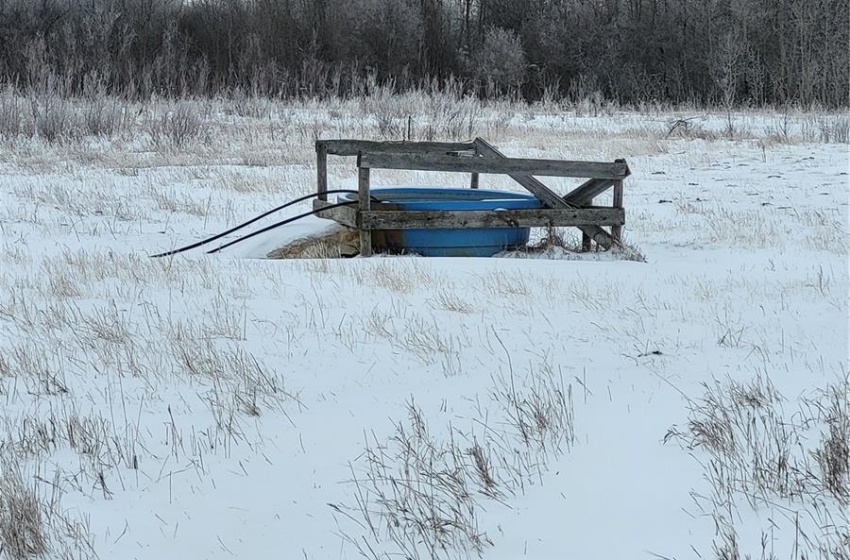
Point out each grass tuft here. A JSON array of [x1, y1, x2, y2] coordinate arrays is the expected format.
[[0, 461, 47, 560]]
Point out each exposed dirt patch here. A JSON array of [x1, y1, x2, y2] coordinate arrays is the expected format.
[[266, 225, 360, 259]]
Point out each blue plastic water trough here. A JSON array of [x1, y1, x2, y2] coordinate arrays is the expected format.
[[338, 188, 543, 257]]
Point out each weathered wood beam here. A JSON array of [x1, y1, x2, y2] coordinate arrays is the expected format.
[[316, 142, 328, 201], [312, 199, 358, 228], [317, 139, 475, 156], [358, 208, 624, 230], [358, 167, 372, 256], [473, 138, 617, 250], [612, 179, 624, 243], [563, 178, 616, 206], [358, 152, 630, 179], [472, 138, 573, 208]]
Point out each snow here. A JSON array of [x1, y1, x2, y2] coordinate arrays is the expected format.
[[0, 106, 847, 560]]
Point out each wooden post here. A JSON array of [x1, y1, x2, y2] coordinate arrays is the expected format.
[[581, 196, 592, 251], [470, 143, 479, 189], [316, 142, 328, 201], [611, 179, 623, 243], [474, 137, 615, 250], [358, 165, 372, 256]]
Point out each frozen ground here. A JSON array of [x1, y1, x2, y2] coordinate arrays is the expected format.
[[0, 99, 847, 560]]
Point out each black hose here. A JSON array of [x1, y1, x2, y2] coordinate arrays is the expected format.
[[206, 199, 361, 254], [150, 189, 362, 258]]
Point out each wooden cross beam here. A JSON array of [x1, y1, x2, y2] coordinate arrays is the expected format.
[[472, 138, 622, 250]]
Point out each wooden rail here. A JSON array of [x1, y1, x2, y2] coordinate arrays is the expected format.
[[313, 138, 629, 256], [319, 139, 475, 156], [316, 140, 475, 200], [311, 200, 623, 230], [357, 152, 629, 179], [360, 208, 624, 229]]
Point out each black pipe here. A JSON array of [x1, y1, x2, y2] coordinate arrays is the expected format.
[[206, 200, 361, 255], [150, 189, 363, 258]]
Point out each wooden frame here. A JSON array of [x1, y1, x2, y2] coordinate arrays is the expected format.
[[314, 138, 629, 256]]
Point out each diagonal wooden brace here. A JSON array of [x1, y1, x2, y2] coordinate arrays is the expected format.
[[473, 138, 618, 249], [564, 178, 615, 206]]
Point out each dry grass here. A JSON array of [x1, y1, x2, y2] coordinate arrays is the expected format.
[[666, 371, 850, 559], [267, 227, 359, 259], [0, 461, 47, 560], [0, 89, 845, 559], [813, 381, 850, 504], [332, 352, 576, 559], [430, 288, 476, 314]]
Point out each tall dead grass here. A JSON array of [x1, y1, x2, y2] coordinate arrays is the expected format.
[[667, 372, 850, 559]]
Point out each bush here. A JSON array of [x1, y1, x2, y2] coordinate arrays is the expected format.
[[474, 27, 527, 96], [0, 88, 25, 139], [149, 101, 210, 149]]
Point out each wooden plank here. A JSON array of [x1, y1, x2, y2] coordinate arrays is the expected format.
[[563, 180, 621, 249], [316, 142, 328, 201], [563, 178, 615, 206], [318, 139, 475, 156], [358, 167, 372, 256], [612, 179, 624, 242], [359, 208, 625, 230], [472, 138, 616, 250], [358, 152, 630, 179], [312, 199, 357, 228], [472, 138, 573, 208]]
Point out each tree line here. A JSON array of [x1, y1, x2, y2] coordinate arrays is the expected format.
[[0, 0, 846, 107]]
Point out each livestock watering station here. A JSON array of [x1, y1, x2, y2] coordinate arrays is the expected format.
[[150, 138, 630, 259], [312, 138, 630, 257]]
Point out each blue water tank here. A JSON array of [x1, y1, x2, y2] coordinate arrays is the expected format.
[[338, 188, 543, 257]]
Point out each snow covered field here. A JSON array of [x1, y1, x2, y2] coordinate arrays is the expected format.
[[0, 97, 847, 560]]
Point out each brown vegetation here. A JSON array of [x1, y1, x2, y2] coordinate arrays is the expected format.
[[0, 0, 845, 107]]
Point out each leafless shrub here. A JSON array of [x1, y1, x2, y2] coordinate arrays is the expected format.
[[83, 96, 127, 138], [801, 115, 850, 144], [665, 118, 720, 140], [421, 93, 481, 141], [0, 88, 26, 139], [149, 101, 210, 149], [228, 89, 272, 119], [816, 116, 850, 143], [473, 27, 526, 96], [359, 81, 408, 140], [30, 94, 80, 143]]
